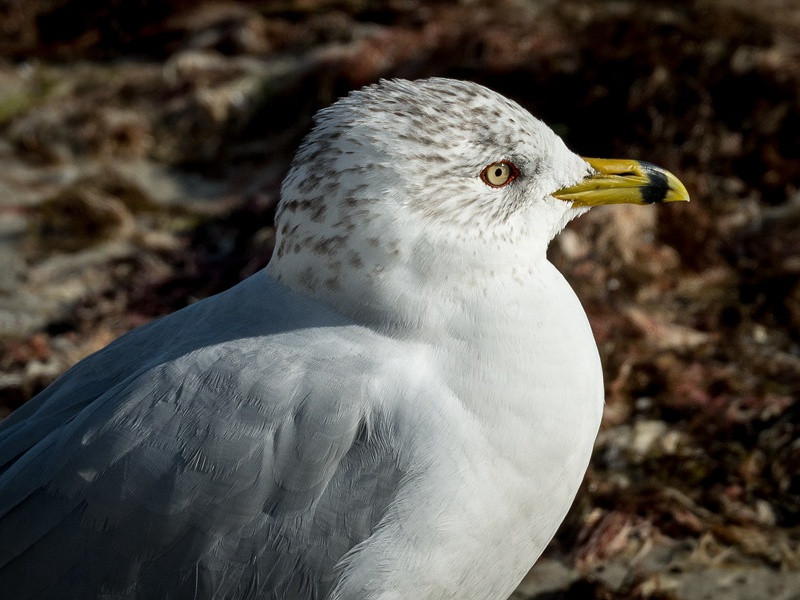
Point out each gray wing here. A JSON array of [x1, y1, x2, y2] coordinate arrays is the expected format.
[[0, 273, 410, 599]]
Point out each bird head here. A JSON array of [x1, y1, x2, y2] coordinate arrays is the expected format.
[[268, 78, 688, 323]]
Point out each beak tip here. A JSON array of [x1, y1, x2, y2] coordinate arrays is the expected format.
[[667, 180, 691, 204]]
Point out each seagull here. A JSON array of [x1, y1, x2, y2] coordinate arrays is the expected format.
[[0, 78, 689, 600]]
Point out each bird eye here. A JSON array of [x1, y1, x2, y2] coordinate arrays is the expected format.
[[480, 160, 519, 188]]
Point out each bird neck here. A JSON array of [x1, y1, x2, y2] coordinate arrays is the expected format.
[[267, 234, 603, 472], [266, 206, 555, 330], [266, 231, 597, 388]]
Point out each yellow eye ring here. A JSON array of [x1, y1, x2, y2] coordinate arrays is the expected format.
[[480, 160, 519, 188]]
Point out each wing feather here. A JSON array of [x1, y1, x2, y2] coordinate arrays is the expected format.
[[0, 273, 426, 599]]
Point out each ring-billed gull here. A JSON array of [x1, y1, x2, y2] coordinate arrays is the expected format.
[[0, 78, 689, 599]]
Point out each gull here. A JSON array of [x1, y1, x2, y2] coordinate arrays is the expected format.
[[0, 78, 689, 599]]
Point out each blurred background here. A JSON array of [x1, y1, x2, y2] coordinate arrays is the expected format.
[[0, 0, 798, 598]]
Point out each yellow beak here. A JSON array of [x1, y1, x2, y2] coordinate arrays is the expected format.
[[552, 158, 690, 206]]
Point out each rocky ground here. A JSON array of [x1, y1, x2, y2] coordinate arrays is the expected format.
[[0, 1, 799, 598]]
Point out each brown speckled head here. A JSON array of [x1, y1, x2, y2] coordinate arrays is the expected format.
[[267, 78, 592, 326]]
